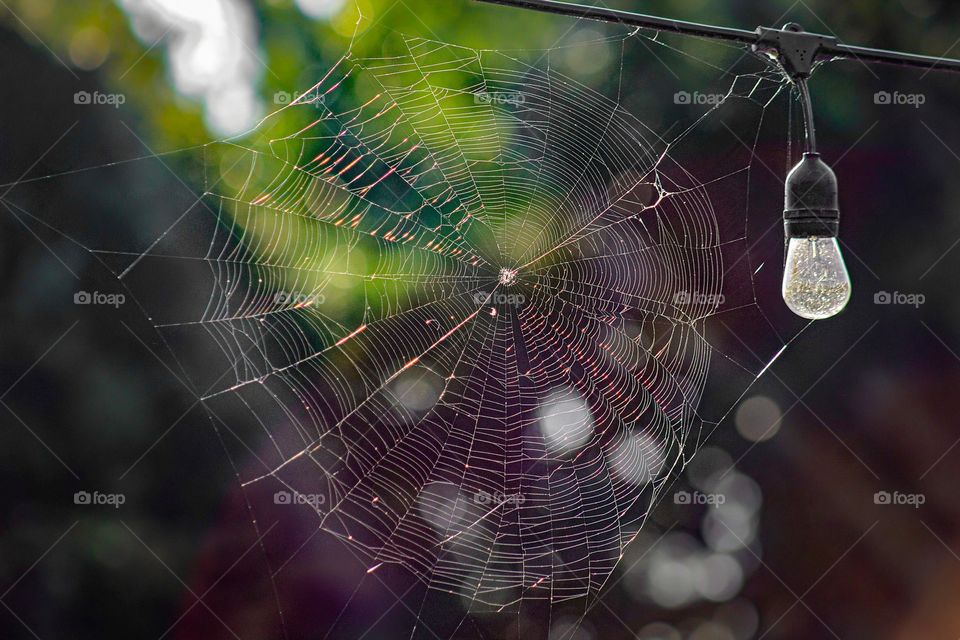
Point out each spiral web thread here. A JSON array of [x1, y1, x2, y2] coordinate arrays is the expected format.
[[116, 27, 795, 611]]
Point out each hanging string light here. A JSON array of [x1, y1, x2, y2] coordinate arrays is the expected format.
[[476, 0, 960, 319]]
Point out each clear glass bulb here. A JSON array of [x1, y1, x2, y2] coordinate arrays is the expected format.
[[782, 236, 852, 320]]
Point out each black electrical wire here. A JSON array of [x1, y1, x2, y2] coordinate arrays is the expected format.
[[796, 78, 817, 154], [476, 0, 960, 74]]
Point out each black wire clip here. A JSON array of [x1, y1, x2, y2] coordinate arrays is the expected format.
[[753, 23, 837, 81]]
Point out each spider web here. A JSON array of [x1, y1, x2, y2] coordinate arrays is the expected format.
[[12, 11, 806, 633], [150, 30, 795, 610]]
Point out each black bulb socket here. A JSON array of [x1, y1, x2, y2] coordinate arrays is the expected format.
[[784, 152, 840, 239]]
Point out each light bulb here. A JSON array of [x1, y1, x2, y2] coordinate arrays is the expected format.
[[781, 236, 851, 320]]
